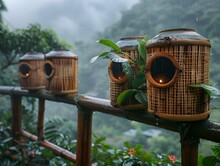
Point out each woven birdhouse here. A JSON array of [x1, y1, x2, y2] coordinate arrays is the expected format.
[[146, 28, 211, 121], [109, 36, 144, 108], [18, 52, 45, 90], [44, 49, 78, 94]]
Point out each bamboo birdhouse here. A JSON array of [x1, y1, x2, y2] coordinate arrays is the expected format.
[[18, 52, 45, 90], [44, 49, 78, 94], [109, 36, 145, 109], [146, 28, 211, 121]]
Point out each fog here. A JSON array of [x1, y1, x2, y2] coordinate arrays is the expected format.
[[3, 0, 139, 42]]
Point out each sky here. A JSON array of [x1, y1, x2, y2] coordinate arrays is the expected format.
[[2, 0, 139, 42]]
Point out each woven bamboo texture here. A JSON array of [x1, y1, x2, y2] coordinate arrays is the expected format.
[[45, 58, 78, 94], [19, 60, 45, 90], [109, 49, 143, 108], [147, 45, 210, 121]]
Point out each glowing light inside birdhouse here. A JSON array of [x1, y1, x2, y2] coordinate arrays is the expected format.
[[150, 57, 176, 85], [19, 63, 31, 77]]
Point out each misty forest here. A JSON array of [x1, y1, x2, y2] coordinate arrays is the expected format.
[[1, 0, 220, 165]]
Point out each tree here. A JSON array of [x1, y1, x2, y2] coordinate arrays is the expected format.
[[0, 0, 6, 22]]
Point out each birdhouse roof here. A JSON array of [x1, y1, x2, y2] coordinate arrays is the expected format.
[[46, 49, 77, 59], [19, 52, 45, 61], [147, 28, 211, 47]]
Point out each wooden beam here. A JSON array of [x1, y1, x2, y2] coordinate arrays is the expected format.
[[37, 99, 45, 140], [76, 109, 93, 166], [11, 94, 22, 140], [1, 86, 220, 143], [21, 130, 77, 163]]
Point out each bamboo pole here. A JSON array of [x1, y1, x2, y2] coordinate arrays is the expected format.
[[21, 130, 77, 163], [37, 99, 45, 140], [1, 86, 219, 143], [11, 95, 22, 141], [76, 109, 93, 166], [180, 128, 200, 166]]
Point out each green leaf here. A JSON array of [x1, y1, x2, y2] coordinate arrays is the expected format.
[[135, 59, 145, 66], [122, 62, 134, 81], [211, 144, 220, 157], [90, 52, 128, 64], [2, 137, 13, 144], [90, 52, 109, 63], [116, 89, 137, 106], [137, 39, 146, 62], [132, 72, 146, 89], [95, 137, 106, 144], [144, 35, 148, 42], [97, 39, 121, 52], [135, 90, 147, 108], [190, 84, 220, 98], [107, 53, 128, 63], [134, 144, 143, 151], [203, 156, 217, 166], [198, 155, 204, 166], [124, 142, 132, 149]]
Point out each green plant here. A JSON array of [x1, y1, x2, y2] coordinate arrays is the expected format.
[[92, 134, 181, 165], [198, 144, 220, 166], [0, 106, 76, 166], [90, 37, 148, 108], [189, 84, 220, 99]]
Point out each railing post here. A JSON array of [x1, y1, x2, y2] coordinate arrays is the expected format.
[[76, 109, 93, 166], [11, 95, 22, 140], [180, 124, 200, 166], [37, 99, 45, 140]]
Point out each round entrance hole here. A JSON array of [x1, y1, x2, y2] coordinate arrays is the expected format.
[[108, 61, 127, 83], [44, 61, 55, 78], [19, 63, 31, 78], [150, 57, 176, 84], [146, 53, 181, 88]]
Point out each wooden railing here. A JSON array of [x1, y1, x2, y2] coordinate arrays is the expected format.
[[1, 86, 220, 166]]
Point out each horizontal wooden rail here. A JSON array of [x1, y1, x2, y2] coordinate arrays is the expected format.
[[1, 86, 220, 142], [1, 86, 220, 166], [21, 130, 77, 162]]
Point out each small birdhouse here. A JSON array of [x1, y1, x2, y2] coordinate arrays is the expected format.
[[44, 49, 78, 94], [109, 36, 144, 108], [18, 52, 45, 90], [146, 28, 211, 121]]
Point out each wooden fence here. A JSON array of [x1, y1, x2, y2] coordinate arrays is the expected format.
[[0, 86, 220, 165]]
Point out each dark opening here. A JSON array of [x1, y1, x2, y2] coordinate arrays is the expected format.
[[150, 57, 175, 84], [44, 63, 53, 77], [111, 62, 126, 80], [19, 64, 30, 77]]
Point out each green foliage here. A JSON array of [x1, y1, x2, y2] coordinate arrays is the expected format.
[[0, 0, 6, 22], [90, 37, 148, 107], [116, 89, 138, 106], [98, 39, 121, 52], [199, 144, 220, 166], [0, 23, 73, 87], [92, 135, 181, 166], [135, 90, 148, 109], [190, 84, 220, 99], [0, 24, 72, 56], [0, 106, 76, 166]]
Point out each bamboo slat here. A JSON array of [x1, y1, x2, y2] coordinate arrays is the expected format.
[[45, 50, 78, 95], [109, 37, 144, 108], [146, 29, 211, 121]]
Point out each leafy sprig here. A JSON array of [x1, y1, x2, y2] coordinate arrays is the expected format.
[[90, 37, 148, 108], [189, 84, 220, 99]]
